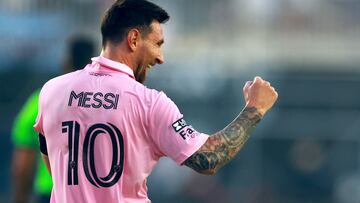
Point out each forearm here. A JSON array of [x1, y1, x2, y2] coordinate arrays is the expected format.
[[184, 106, 262, 174]]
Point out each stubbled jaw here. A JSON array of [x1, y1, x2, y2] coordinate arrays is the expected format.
[[135, 63, 156, 83]]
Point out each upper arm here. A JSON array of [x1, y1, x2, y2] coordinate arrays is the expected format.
[[148, 91, 208, 165]]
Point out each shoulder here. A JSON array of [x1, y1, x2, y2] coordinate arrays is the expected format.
[[44, 70, 83, 88], [145, 87, 178, 115], [132, 82, 172, 105], [40, 70, 83, 95], [123, 82, 178, 117]]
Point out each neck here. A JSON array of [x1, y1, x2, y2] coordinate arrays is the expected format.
[[101, 43, 136, 72]]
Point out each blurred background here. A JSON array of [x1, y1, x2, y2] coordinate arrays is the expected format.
[[1, 0, 360, 202]]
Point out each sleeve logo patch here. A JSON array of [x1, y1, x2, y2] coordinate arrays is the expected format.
[[172, 118, 197, 140], [172, 118, 188, 132]]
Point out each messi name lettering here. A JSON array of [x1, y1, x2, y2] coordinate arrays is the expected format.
[[68, 91, 119, 110]]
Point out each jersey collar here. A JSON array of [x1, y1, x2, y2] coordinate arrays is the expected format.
[[91, 56, 135, 79]]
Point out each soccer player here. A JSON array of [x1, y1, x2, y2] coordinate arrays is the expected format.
[[34, 0, 278, 202], [11, 36, 95, 203]]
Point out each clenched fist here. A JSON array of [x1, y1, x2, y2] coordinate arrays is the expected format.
[[243, 76, 278, 116]]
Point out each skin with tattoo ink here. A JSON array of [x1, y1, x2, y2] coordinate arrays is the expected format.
[[184, 76, 278, 174]]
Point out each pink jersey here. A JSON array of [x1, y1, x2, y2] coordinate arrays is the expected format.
[[34, 56, 209, 203]]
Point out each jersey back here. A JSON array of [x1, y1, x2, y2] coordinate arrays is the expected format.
[[34, 56, 208, 203]]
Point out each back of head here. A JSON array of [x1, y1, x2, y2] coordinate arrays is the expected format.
[[101, 0, 170, 47]]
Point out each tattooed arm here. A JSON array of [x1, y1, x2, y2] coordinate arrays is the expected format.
[[184, 107, 262, 174], [184, 77, 277, 175]]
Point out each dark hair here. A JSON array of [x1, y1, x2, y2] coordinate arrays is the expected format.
[[101, 0, 169, 47], [68, 36, 95, 70]]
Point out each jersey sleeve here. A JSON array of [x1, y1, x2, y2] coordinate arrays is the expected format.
[[38, 133, 48, 155], [11, 90, 40, 148], [33, 87, 45, 136], [148, 91, 209, 165]]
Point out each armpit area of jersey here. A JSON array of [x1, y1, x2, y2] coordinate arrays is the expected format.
[[38, 133, 48, 155]]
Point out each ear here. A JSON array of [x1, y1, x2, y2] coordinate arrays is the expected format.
[[127, 28, 141, 52]]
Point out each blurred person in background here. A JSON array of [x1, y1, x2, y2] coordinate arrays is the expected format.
[[34, 0, 278, 202], [11, 36, 95, 203]]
